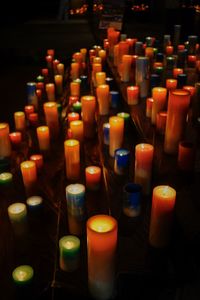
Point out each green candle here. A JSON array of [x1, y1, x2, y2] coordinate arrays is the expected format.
[[0, 172, 13, 186], [12, 265, 34, 286], [117, 112, 130, 124], [73, 78, 81, 84], [72, 101, 82, 113], [36, 75, 44, 82], [59, 235, 80, 272]]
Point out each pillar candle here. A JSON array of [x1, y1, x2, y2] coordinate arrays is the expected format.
[[41, 68, 49, 79], [109, 116, 124, 157], [24, 105, 34, 118], [127, 86, 139, 105], [26, 82, 38, 109], [166, 79, 177, 90], [96, 72, 106, 86], [151, 87, 167, 125], [70, 120, 84, 142], [8, 203, 27, 236], [135, 42, 143, 56], [64, 139, 80, 181], [149, 185, 176, 248], [67, 112, 79, 123], [92, 63, 102, 86], [66, 183, 85, 235], [69, 96, 79, 105], [173, 68, 183, 79], [98, 49, 106, 64], [59, 235, 80, 272], [146, 97, 154, 118], [46, 55, 53, 69], [96, 84, 110, 115], [85, 166, 101, 191], [45, 83, 55, 101], [20, 161, 37, 195], [36, 126, 50, 151], [156, 111, 167, 135], [165, 45, 174, 56], [70, 81, 80, 97], [81, 95, 96, 138], [123, 183, 142, 217], [54, 75, 63, 95], [57, 63, 64, 76], [53, 59, 60, 74], [164, 89, 190, 154], [12, 265, 34, 286], [187, 55, 196, 68], [87, 214, 118, 300], [47, 49, 55, 58], [113, 44, 119, 67], [30, 154, 44, 171], [28, 113, 38, 127], [43, 102, 59, 138], [14, 112, 26, 132], [134, 143, 154, 195], [114, 148, 130, 175], [72, 101, 82, 113], [80, 48, 87, 62], [110, 91, 120, 108], [178, 141, 195, 172], [121, 55, 132, 82], [135, 57, 150, 98], [71, 62, 80, 80], [0, 172, 13, 186], [0, 123, 11, 157], [26, 196, 43, 214]]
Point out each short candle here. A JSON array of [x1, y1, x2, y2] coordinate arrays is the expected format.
[[30, 154, 44, 171], [9, 132, 22, 146], [85, 166, 101, 191], [12, 265, 34, 286], [59, 235, 80, 272], [0, 172, 13, 186], [114, 148, 130, 175], [26, 195, 43, 213]]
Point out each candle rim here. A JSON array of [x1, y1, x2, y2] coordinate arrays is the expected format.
[[37, 126, 49, 132], [59, 235, 80, 249], [153, 185, 176, 198], [20, 160, 36, 169], [12, 265, 34, 283], [85, 166, 101, 174], [136, 143, 154, 151], [87, 214, 117, 234], [44, 101, 56, 108], [171, 89, 190, 96], [64, 139, 79, 147], [8, 202, 26, 215], [26, 196, 43, 206], [66, 183, 85, 195]]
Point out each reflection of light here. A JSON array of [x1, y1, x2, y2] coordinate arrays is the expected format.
[[132, 4, 149, 11]]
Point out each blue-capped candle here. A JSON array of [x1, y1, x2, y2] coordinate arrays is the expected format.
[[66, 184, 85, 236], [103, 123, 110, 145], [110, 91, 120, 108], [123, 183, 142, 217], [114, 148, 130, 175], [26, 82, 38, 110]]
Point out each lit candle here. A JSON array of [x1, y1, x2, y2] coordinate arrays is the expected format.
[[85, 166, 101, 191], [87, 214, 118, 300], [20, 161, 37, 195], [96, 84, 110, 115], [41, 68, 49, 79], [54, 75, 63, 96], [57, 63, 64, 76], [12, 265, 34, 286], [0, 172, 13, 186], [24, 105, 34, 118], [30, 154, 44, 171], [113, 44, 119, 66], [123, 183, 142, 217], [9, 132, 22, 147], [173, 68, 183, 79], [72, 101, 82, 113], [67, 112, 79, 123], [109, 116, 124, 157], [103, 123, 110, 145], [156, 111, 167, 135], [134, 143, 154, 195], [71, 62, 80, 80], [96, 72, 106, 86], [36, 126, 50, 152], [146, 97, 154, 118], [127, 86, 139, 105], [43, 102, 59, 139], [151, 87, 167, 125], [70, 81, 80, 97], [70, 120, 84, 142], [80, 48, 87, 62], [69, 96, 79, 106], [149, 185, 176, 248], [116, 112, 130, 128], [92, 63, 102, 86], [98, 49, 106, 64], [164, 89, 190, 154], [45, 83, 55, 101], [53, 59, 60, 74], [121, 55, 132, 82], [135, 57, 150, 98], [47, 49, 55, 58], [26, 195, 43, 214], [28, 113, 38, 127], [166, 79, 177, 90], [0, 123, 12, 157], [81, 95, 96, 138], [66, 183, 85, 235], [165, 45, 174, 56], [59, 235, 80, 272], [178, 141, 195, 172], [64, 139, 80, 181], [8, 203, 27, 235], [26, 82, 38, 109], [114, 148, 130, 175], [14, 112, 26, 132], [187, 55, 196, 68]]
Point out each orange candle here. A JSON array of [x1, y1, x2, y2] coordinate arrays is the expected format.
[[24, 105, 34, 118], [173, 68, 183, 78], [87, 215, 118, 300], [92, 63, 102, 86], [109, 116, 124, 157], [98, 49, 106, 64], [121, 55, 132, 82], [183, 85, 195, 97], [145, 47, 154, 59], [0, 123, 11, 157], [70, 81, 80, 97], [96, 84, 110, 115], [57, 63, 64, 76], [127, 86, 139, 105], [96, 72, 106, 86], [178, 44, 185, 51], [134, 143, 154, 195], [53, 59, 60, 74], [41, 68, 49, 78], [149, 185, 176, 248], [164, 89, 190, 154], [64, 139, 80, 181], [36, 126, 50, 151], [80, 48, 87, 62], [151, 87, 167, 125], [30, 154, 44, 171], [178, 141, 195, 172], [71, 62, 80, 80], [9, 132, 22, 147], [107, 29, 120, 57], [70, 120, 84, 142], [81, 95, 96, 138], [54, 75, 63, 95], [93, 57, 102, 65], [156, 111, 167, 135], [69, 96, 79, 105], [43, 102, 59, 138], [146, 97, 154, 118], [14, 112, 26, 132], [85, 166, 101, 191], [165, 45, 174, 56], [67, 112, 79, 123], [46, 55, 53, 69], [45, 83, 55, 101], [166, 79, 177, 90], [20, 160, 37, 195], [118, 41, 129, 65]]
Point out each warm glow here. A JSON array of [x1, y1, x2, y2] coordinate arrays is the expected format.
[[64, 139, 79, 147], [89, 216, 116, 233], [21, 161, 35, 169], [8, 203, 26, 215], [154, 185, 176, 198]]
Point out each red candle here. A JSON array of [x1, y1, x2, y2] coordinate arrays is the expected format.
[[69, 96, 79, 105], [46, 55, 53, 69], [173, 68, 183, 78], [177, 44, 185, 51], [85, 166, 101, 191], [47, 49, 55, 58], [36, 82, 44, 90], [178, 141, 195, 172], [165, 45, 174, 55], [67, 112, 79, 123], [28, 113, 38, 126], [156, 111, 167, 135], [146, 97, 154, 118], [41, 68, 49, 78], [24, 105, 34, 118], [183, 85, 195, 97], [30, 154, 44, 171], [151, 87, 167, 125], [166, 79, 177, 90], [9, 132, 22, 146], [187, 55, 196, 67], [36, 89, 42, 101], [127, 86, 139, 105]]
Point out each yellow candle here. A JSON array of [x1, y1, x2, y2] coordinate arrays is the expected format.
[[70, 81, 80, 97], [54, 75, 63, 95], [8, 203, 27, 236], [36, 126, 50, 151], [109, 116, 124, 157], [121, 55, 132, 82], [45, 83, 55, 101], [0, 123, 11, 157], [98, 49, 106, 63], [96, 84, 110, 115], [20, 160, 37, 195], [81, 95, 96, 138], [14, 112, 26, 132], [96, 72, 106, 86], [64, 139, 80, 181], [151, 87, 167, 125], [57, 63, 64, 76], [70, 120, 84, 142], [43, 102, 59, 138], [149, 185, 176, 247], [87, 215, 118, 300]]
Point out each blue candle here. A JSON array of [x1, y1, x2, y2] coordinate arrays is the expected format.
[[110, 91, 120, 108], [26, 82, 38, 109], [123, 183, 142, 217], [103, 123, 110, 145], [114, 148, 130, 175]]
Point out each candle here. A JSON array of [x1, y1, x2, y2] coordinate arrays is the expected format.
[[164, 89, 190, 154], [110, 91, 119, 109], [8, 202, 27, 235], [127, 86, 139, 105], [26, 195, 43, 214], [146, 97, 154, 118], [166, 79, 177, 90], [177, 73, 187, 89], [0, 123, 11, 157], [24, 105, 34, 118], [116, 112, 130, 128], [9, 132, 22, 147], [47, 49, 55, 57], [20, 161, 37, 195], [134, 143, 154, 195], [96, 72, 106, 86], [57, 63, 65, 76], [70, 81, 80, 97], [70, 120, 84, 142], [173, 68, 183, 79], [54, 75, 63, 95], [64, 139, 80, 181], [66, 183, 85, 235], [103, 123, 110, 145], [135, 57, 150, 98], [45, 83, 55, 101], [71, 62, 80, 80], [98, 49, 106, 63], [165, 45, 174, 55], [87, 214, 118, 300], [43, 102, 59, 139], [81, 95, 96, 138], [123, 183, 142, 217], [156, 111, 167, 135], [114, 148, 130, 175], [53, 59, 60, 74], [151, 87, 167, 125], [59, 235, 80, 272], [72, 101, 82, 113], [69, 96, 79, 105], [28, 113, 38, 127], [85, 166, 101, 191], [41, 68, 49, 79], [80, 48, 87, 62], [12, 265, 34, 286], [36, 126, 50, 151], [14, 112, 26, 132], [0, 172, 13, 186], [67, 112, 79, 123], [92, 63, 102, 86], [96, 84, 110, 115], [109, 116, 124, 157], [30, 154, 44, 171], [149, 185, 176, 248], [121, 55, 132, 82], [26, 82, 38, 109], [178, 141, 195, 172]]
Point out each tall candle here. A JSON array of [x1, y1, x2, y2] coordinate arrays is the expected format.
[[135, 57, 150, 98], [151, 87, 167, 125], [70, 120, 84, 142], [26, 82, 38, 109], [121, 55, 132, 82], [96, 84, 110, 115], [81, 95, 96, 138], [57, 63, 64, 76], [45, 83, 55, 101], [0, 123, 11, 157], [30, 154, 44, 171], [20, 161, 37, 195], [156, 111, 167, 135], [54, 75, 63, 95], [146, 97, 154, 118], [109, 116, 124, 157], [173, 68, 183, 79], [96, 72, 106, 86], [164, 89, 190, 154], [87, 215, 118, 300], [59, 235, 80, 272], [70, 81, 80, 97], [64, 139, 80, 181], [8, 203, 27, 236], [14, 112, 26, 132], [85, 166, 101, 191], [43, 102, 59, 139], [149, 185, 176, 248], [127, 86, 139, 105], [134, 143, 154, 195], [71, 62, 80, 80], [92, 63, 102, 86], [36, 126, 50, 151]]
